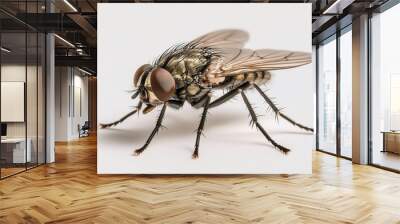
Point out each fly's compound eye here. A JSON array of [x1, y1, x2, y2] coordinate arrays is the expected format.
[[133, 64, 152, 87], [149, 67, 175, 102]]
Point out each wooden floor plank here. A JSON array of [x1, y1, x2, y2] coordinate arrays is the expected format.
[[1, 135, 400, 223]]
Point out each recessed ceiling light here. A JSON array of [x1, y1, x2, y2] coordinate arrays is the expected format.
[[1, 47, 11, 53], [78, 67, 93, 76], [63, 0, 78, 12], [322, 0, 354, 15], [54, 34, 75, 48]]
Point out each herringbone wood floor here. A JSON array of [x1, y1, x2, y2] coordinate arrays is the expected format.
[[1, 135, 400, 224]]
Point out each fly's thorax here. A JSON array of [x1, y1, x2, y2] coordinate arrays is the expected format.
[[175, 83, 204, 101], [160, 49, 211, 102], [164, 49, 210, 85], [186, 84, 201, 96]]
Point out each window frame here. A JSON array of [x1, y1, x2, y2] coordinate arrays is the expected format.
[[315, 24, 353, 161]]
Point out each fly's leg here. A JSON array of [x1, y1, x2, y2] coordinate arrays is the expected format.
[[190, 82, 251, 158], [192, 95, 211, 159], [253, 84, 313, 132], [209, 82, 251, 108], [134, 103, 167, 156], [100, 102, 143, 128], [240, 90, 290, 154], [191, 90, 211, 108]]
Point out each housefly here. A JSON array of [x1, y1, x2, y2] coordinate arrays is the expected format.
[[100, 29, 313, 159]]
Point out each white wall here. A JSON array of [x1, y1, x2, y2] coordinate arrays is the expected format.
[[55, 67, 69, 141], [71, 73, 89, 138], [1, 82, 25, 122], [1, 64, 42, 138], [55, 67, 89, 141], [1, 65, 26, 136]]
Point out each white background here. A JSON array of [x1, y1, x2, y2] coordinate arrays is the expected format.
[[1, 82, 25, 122], [98, 3, 314, 174]]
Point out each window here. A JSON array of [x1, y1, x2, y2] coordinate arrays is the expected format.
[[318, 37, 337, 154], [316, 25, 353, 159], [390, 74, 400, 130], [340, 28, 352, 158], [371, 3, 400, 171]]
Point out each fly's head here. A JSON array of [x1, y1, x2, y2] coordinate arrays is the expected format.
[[133, 64, 176, 113]]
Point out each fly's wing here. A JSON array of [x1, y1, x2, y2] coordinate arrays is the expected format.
[[155, 30, 249, 67], [206, 49, 311, 79], [189, 29, 249, 49]]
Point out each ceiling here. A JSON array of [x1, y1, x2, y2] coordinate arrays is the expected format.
[[0, 0, 392, 75]]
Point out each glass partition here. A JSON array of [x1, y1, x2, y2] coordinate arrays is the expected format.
[[1, 31, 28, 177], [317, 36, 337, 154], [0, 1, 46, 179]]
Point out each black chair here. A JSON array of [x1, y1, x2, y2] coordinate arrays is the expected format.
[[79, 121, 90, 138]]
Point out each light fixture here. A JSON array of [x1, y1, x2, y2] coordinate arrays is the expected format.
[[322, 0, 354, 15], [1, 47, 11, 53], [63, 0, 78, 12], [323, 0, 341, 14], [78, 67, 93, 76], [76, 48, 88, 56], [54, 34, 75, 48]]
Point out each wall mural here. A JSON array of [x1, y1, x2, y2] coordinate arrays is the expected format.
[[98, 3, 314, 174]]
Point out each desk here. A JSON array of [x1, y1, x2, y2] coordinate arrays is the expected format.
[[382, 131, 400, 154], [1, 138, 31, 163]]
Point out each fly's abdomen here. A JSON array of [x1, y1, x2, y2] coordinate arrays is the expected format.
[[209, 71, 271, 89], [233, 71, 271, 85]]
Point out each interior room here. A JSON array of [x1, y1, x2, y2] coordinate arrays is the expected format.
[[1, 0, 400, 223], [0, 27, 46, 178]]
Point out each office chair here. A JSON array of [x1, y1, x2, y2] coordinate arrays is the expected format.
[[79, 121, 90, 138]]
